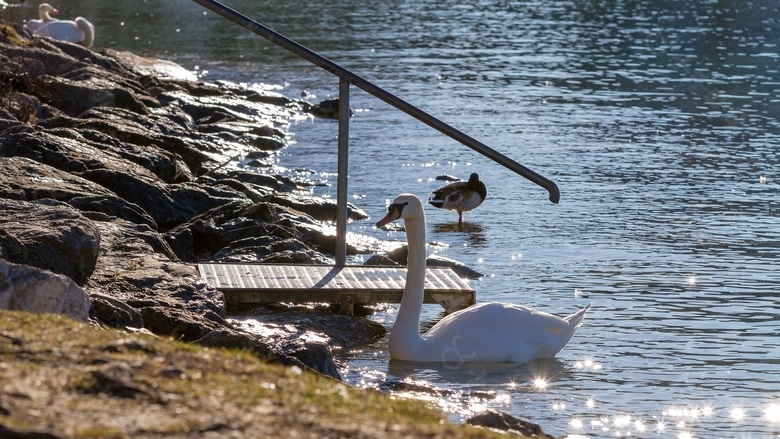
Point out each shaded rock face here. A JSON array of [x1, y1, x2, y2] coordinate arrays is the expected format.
[[0, 198, 100, 284], [0, 260, 91, 321], [0, 34, 395, 381]]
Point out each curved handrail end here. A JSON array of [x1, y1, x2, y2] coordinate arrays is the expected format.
[[547, 182, 560, 204]]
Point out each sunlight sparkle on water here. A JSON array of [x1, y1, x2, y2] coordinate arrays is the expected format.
[[614, 414, 632, 427], [687, 275, 697, 286], [574, 358, 602, 372], [764, 403, 780, 422], [730, 407, 746, 421], [664, 406, 709, 419], [532, 377, 548, 390]]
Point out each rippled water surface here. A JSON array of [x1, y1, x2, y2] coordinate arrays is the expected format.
[[49, 0, 780, 436]]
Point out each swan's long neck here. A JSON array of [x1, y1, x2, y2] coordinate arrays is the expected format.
[[389, 213, 427, 356]]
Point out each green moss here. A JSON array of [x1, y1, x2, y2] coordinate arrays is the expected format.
[[72, 427, 127, 439], [0, 23, 31, 46]]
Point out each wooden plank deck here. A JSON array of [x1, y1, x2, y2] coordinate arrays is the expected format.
[[197, 263, 476, 314]]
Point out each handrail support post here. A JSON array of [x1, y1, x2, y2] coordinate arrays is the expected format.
[[335, 78, 350, 266]]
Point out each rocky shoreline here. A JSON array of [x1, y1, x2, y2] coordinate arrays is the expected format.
[[0, 25, 389, 379], [0, 24, 556, 438]]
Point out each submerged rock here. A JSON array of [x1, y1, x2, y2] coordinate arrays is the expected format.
[[386, 244, 484, 279], [465, 410, 555, 438], [303, 98, 353, 119]]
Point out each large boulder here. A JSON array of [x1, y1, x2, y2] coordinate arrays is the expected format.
[[0, 260, 91, 321], [0, 198, 100, 284]]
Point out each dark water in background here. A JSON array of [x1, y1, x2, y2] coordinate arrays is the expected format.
[[21, 0, 780, 436]]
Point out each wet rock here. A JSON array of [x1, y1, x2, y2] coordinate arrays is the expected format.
[[363, 254, 398, 266], [0, 260, 91, 321], [435, 174, 461, 182], [386, 245, 484, 279], [215, 237, 333, 265], [191, 325, 312, 373], [304, 98, 353, 119], [427, 254, 484, 279], [234, 306, 387, 350], [279, 339, 342, 380], [111, 49, 198, 82], [270, 192, 368, 222], [465, 410, 555, 438]]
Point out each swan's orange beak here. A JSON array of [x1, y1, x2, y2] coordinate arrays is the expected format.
[[375, 209, 401, 228], [51, 8, 59, 15]]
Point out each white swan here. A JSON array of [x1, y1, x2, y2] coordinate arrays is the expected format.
[[35, 15, 95, 48], [376, 193, 591, 363], [24, 3, 58, 34]]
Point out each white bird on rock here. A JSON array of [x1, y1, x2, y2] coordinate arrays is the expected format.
[[35, 17, 95, 48], [376, 193, 591, 364], [24, 3, 58, 34], [27, 3, 95, 48], [428, 172, 487, 227]]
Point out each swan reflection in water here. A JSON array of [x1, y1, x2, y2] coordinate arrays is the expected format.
[[380, 357, 573, 423], [386, 356, 571, 388]]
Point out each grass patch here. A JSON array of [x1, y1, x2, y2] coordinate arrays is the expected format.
[[0, 310, 521, 438]]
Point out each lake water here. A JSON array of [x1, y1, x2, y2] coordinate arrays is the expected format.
[[28, 0, 780, 437]]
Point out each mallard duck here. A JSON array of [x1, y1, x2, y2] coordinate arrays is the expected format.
[[428, 172, 487, 227], [376, 193, 591, 363]]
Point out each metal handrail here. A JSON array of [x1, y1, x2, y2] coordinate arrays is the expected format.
[[191, 0, 560, 265]]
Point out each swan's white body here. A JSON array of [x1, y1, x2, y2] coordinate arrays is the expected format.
[[24, 3, 58, 34], [377, 193, 591, 363], [35, 17, 95, 48]]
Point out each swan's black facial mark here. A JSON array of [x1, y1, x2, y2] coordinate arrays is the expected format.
[[376, 201, 409, 228], [387, 202, 408, 216]]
